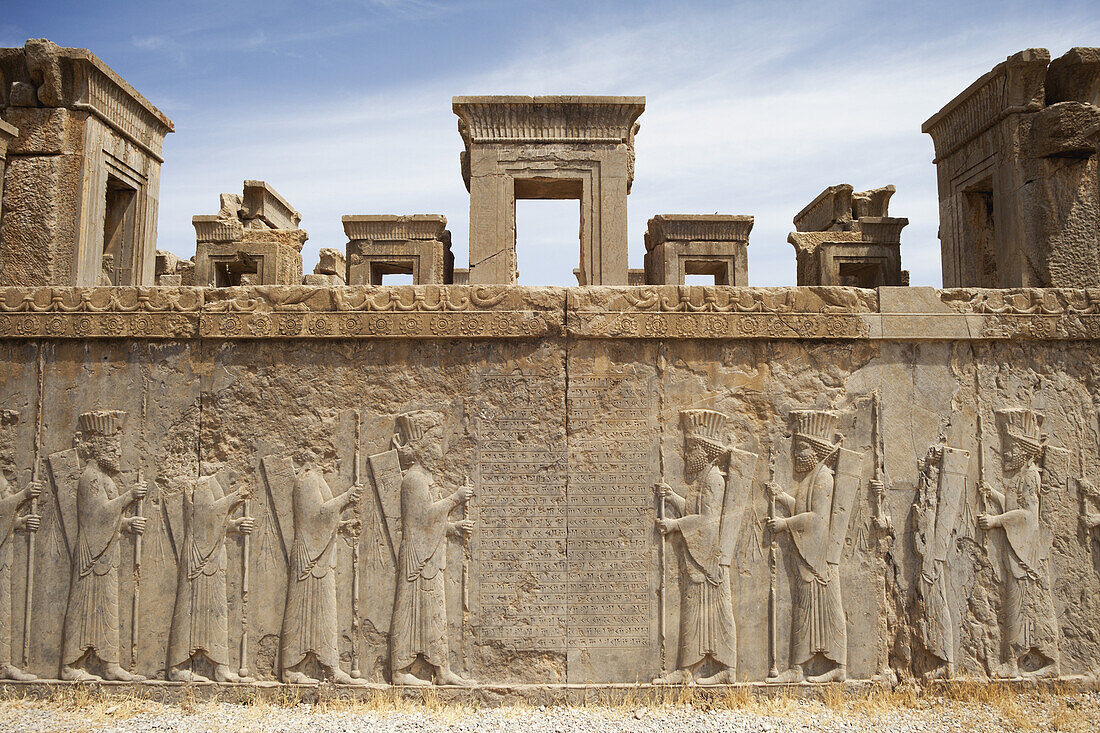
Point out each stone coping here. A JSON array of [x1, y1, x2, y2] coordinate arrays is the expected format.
[[453, 95, 645, 144], [1, 285, 1099, 341], [342, 214, 448, 242], [0, 677, 1094, 705], [645, 215, 753, 248]]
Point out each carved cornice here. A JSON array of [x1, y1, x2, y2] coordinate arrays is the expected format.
[[921, 48, 1049, 162], [452, 96, 645, 145], [645, 215, 753, 250], [342, 215, 448, 243], [5, 286, 1100, 341]]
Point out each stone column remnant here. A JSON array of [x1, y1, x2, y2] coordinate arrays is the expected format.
[[192, 181, 307, 287], [788, 184, 909, 287], [0, 39, 173, 286], [644, 215, 753, 286], [452, 96, 644, 285], [342, 215, 452, 286], [923, 48, 1100, 288]]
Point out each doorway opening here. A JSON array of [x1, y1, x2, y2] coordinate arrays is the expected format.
[[515, 198, 581, 285], [102, 176, 137, 285]]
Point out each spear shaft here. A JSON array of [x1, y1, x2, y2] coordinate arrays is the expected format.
[[22, 347, 45, 668], [131, 359, 148, 673], [767, 446, 778, 679], [351, 410, 362, 678]]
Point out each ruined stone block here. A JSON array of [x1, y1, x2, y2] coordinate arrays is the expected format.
[[0, 39, 173, 286], [343, 214, 452, 285], [643, 214, 752, 286], [924, 47, 1100, 288], [193, 182, 306, 287], [789, 184, 908, 287]]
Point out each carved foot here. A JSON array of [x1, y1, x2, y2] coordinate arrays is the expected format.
[[0, 664, 36, 682], [766, 666, 804, 684], [1020, 664, 1058, 681], [332, 669, 369, 686], [696, 668, 736, 685], [169, 668, 211, 683], [61, 666, 102, 682], [283, 670, 320, 685], [214, 665, 252, 684], [924, 664, 952, 681], [653, 668, 694, 685], [392, 671, 431, 686], [103, 664, 146, 682], [436, 668, 475, 686], [806, 666, 847, 684]]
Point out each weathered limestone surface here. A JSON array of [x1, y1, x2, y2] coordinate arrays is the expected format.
[[0, 40, 173, 287], [924, 47, 1100, 288], [453, 96, 644, 285], [0, 284, 1099, 688]]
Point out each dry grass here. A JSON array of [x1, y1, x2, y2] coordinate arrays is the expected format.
[[0, 681, 1096, 732]]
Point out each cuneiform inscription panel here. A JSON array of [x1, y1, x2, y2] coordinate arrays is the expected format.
[[476, 375, 567, 651], [567, 374, 656, 652]]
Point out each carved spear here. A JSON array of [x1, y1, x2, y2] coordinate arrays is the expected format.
[[239, 485, 251, 678], [131, 358, 148, 673], [22, 346, 45, 668], [767, 444, 779, 679], [656, 421, 668, 675], [350, 410, 362, 679]]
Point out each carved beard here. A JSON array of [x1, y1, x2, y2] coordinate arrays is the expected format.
[[794, 453, 817, 474], [1003, 449, 1027, 472], [685, 447, 709, 480]]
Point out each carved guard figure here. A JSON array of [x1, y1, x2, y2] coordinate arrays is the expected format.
[[912, 444, 969, 679], [977, 408, 1060, 679], [0, 410, 40, 681], [766, 410, 861, 683], [389, 410, 474, 686], [166, 473, 254, 682], [274, 459, 365, 685], [653, 409, 755, 685], [59, 410, 147, 682]]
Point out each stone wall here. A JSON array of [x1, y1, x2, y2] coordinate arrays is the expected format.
[[1, 284, 1099, 685]]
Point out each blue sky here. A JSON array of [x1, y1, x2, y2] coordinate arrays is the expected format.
[[4, 0, 1100, 286]]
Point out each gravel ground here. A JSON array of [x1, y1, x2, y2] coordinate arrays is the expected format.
[[0, 691, 1095, 732]]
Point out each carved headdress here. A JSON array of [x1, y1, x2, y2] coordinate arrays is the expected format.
[[995, 408, 1044, 455], [680, 409, 730, 460], [791, 409, 840, 459], [77, 409, 126, 437], [394, 410, 444, 446]]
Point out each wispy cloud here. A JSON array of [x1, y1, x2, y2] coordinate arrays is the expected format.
[[150, 1, 1100, 287]]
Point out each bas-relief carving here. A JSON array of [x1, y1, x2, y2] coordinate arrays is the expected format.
[[54, 410, 147, 682], [976, 408, 1061, 679], [262, 454, 366, 685], [165, 473, 253, 683], [0, 409, 39, 681], [654, 409, 754, 685], [388, 411, 474, 687], [766, 410, 862, 684], [911, 444, 969, 679]]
